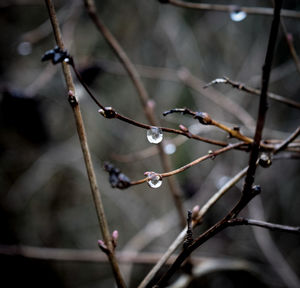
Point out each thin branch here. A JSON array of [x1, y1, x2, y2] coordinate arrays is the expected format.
[[164, 0, 300, 19], [163, 108, 253, 143], [44, 1, 126, 287], [130, 142, 243, 186], [207, 76, 300, 110], [83, 0, 186, 227], [228, 218, 300, 235], [273, 126, 300, 154]]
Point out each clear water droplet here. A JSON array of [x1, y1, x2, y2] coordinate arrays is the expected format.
[[164, 143, 176, 155], [17, 41, 32, 56], [147, 126, 163, 144], [146, 172, 162, 188], [230, 9, 247, 22]]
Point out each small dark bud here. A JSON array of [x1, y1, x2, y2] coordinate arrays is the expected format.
[[103, 162, 131, 189], [41, 46, 71, 65], [194, 112, 212, 125], [252, 185, 261, 195], [259, 153, 272, 168], [158, 0, 169, 3], [233, 126, 240, 132]]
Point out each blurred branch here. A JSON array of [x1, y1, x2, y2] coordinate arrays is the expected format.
[[205, 76, 300, 110], [273, 126, 300, 154], [83, 0, 186, 227], [228, 218, 300, 234], [162, 0, 300, 19], [44, 1, 126, 287]]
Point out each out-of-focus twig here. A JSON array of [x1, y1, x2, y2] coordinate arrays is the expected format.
[[205, 76, 300, 110], [273, 126, 300, 154], [163, 0, 300, 19]]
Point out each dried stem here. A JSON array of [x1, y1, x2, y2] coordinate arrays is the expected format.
[[164, 0, 299, 19], [227, 218, 300, 235], [83, 0, 186, 226], [44, 1, 126, 287]]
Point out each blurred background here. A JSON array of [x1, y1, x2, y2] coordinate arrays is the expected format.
[[0, 0, 299, 287]]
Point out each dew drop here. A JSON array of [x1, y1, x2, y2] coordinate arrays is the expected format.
[[230, 9, 247, 22], [147, 126, 163, 144], [164, 143, 176, 155], [146, 172, 162, 188], [17, 41, 32, 56]]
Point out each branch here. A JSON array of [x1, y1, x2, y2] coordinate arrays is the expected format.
[[163, 108, 253, 143], [273, 126, 300, 154], [228, 218, 300, 235], [161, 0, 300, 19], [130, 142, 244, 187], [44, 1, 126, 287], [205, 76, 300, 110]]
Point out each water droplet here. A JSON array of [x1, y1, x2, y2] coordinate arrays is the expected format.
[[147, 126, 163, 144], [230, 9, 247, 22], [164, 143, 176, 155], [17, 41, 32, 56], [145, 172, 162, 188]]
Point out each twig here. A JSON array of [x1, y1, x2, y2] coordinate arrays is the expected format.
[[208, 76, 300, 110], [273, 126, 300, 154], [163, 108, 253, 143], [83, 0, 186, 227], [228, 218, 300, 235], [154, 1, 283, 286], [44, 1, 126, 287], [163, 0, 299, 19], [130, 142, 243, 186]]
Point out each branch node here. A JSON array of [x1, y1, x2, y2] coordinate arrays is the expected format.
[[98, 240, 109, 254], [68, 90, 78, 107], [183, 210, 194, 249], [194, 112, 212, 125], [98, 107, 117, 119]]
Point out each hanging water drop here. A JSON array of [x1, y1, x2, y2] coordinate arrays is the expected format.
[[164, 143, 176, 155], [230, 9, 247, 22], [147, 126, 163, 144], [145, 172, 162, 188]]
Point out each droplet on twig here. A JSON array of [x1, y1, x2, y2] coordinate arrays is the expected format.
[[230, 8, 247, 22], [17, 42, 32, 56], [147, 126, 163, 144], [164, 143, 176, 155], [203, 78, 227, 88], [145, 172, 162, 188]]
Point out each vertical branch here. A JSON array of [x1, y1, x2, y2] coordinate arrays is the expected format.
[[153, 1, 283, 286], [44, 1, 126, 287], [83, 0, 186, 227], [241, 0, 283, 199]]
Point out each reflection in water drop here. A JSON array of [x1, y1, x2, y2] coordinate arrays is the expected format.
[[147, 126, 163, 144], [17, 42, 32, 56], [164, 143, 176, 155], [146, 172, 162, 188], [230, 9, 247, 22]]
